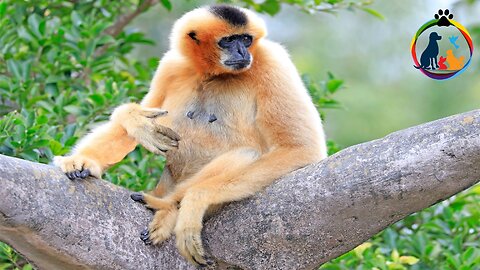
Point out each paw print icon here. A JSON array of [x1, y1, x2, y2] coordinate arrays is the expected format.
[[434, 9, 453, 27], [411, 9, 473, 80]]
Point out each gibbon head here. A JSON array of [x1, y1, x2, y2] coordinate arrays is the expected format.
[[170, 5, 267, 75]]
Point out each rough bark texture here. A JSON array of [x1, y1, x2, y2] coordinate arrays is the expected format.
[[1, 109, 479, 270]]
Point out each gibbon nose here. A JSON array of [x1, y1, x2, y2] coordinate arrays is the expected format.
[[238, 46, 247, 58], [234, 42, 248, 58]]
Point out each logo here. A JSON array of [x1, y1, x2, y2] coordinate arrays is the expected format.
[[411, 9, 473, 80]]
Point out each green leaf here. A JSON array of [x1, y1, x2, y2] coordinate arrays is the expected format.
[[391, 249, 400, 262], [6, 60, 22, 81], [20, 60, 31, 82], [88, 94, 105, 106], [64, 105, 82, 115], [36, 115, 49, 125], [97, 35, 115, 46], [399, 256, 419, 265], [361, 7, 385, 21], [49, 140, 64, 155], [260, 0, 281, 16], [326, 79, 344, 94], [19, 149, 39, 161], [160, 0, 172, 11], [27, 13, 44, 38], [461, 247, 475, 264], [71, 11, 83, 27], [0, 2, 7, 19]]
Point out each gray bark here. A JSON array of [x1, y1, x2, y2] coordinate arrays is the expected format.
[[0, 109, 479, 270]]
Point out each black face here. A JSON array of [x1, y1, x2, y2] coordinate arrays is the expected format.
[[218, 34, 253, 70]]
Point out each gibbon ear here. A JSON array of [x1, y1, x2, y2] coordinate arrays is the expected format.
[[188, 31, 200, 44]]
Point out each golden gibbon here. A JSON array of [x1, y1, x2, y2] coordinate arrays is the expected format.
[[54, 5, 327, 266]]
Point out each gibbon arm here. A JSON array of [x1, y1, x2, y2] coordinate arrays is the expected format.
[[54, 56, 179, 178], [53, 122, 138, 178]]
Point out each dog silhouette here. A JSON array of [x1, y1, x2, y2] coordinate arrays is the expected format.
[[414, 32, 442, 70], [438, 56, 448, 70], [445, 49, 465, 70]]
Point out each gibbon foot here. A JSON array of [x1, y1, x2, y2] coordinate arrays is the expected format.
[[131, 193, 178, 245], [175, 226, 211, 267], [53, 155, 102, 179], [141, 206, 178, 245]]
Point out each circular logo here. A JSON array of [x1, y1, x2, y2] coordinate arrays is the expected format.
[[411, 9, 474, 80]]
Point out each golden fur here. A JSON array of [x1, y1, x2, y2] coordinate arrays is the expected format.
[[54, 5, 327, 266]]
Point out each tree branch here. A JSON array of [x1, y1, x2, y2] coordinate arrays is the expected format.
[[94, 0, 158, 57], [1, 109, 479, 269], [104, 0, 158, 37]]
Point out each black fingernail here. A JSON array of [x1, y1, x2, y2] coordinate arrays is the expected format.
[[130, 193, 145, 204], [140, 229, 150, 241], [156, 146, 168, 153], [80, 169, 90, 178], [206, 259, 214, 265], [74, 170, 81, 178], [66, 172, 75, 180], [192, 257, 207, 267]]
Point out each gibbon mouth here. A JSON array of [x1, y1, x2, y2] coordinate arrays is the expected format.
[[224, 60, 250, 69]]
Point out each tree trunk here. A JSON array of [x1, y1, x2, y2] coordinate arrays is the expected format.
[[0, 109, 479, 270]]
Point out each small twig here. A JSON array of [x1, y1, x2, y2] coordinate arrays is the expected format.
[[94, 0, 158, 57]]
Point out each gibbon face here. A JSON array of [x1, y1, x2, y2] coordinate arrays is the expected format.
[[170, 5, 267, 75]]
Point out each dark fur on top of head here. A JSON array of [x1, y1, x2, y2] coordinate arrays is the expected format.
[[209, 5, 247, 26]]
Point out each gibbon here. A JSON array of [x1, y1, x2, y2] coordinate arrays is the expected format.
[[54, 5, 327, 266]]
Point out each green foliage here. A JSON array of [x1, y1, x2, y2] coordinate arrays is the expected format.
[[0, 0, 168, 192], [303, 73, 344, 155], [303, 72, 345, 117], [0, 243, 31, 270], [224, 0, 381, 16], [0, 1, 167, 266]]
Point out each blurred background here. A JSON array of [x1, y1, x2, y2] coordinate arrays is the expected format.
[[129, 0, 480, 147]]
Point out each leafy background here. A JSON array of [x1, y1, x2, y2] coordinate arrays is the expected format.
[[0, 0, 479, 269]]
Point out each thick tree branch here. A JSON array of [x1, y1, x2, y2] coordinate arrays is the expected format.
[[0, 110, 479, 269]]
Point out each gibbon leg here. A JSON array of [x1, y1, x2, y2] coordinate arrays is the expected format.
[[147, 167, 175, 198], [132, 148, 260, 250], [174, 147, 319, 266]]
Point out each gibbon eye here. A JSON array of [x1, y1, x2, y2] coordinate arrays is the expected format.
[[242, 35, 253, 47], [218, 34, 253, 49], [188, 31, 200, 44], [218, 36, 233, 48]]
